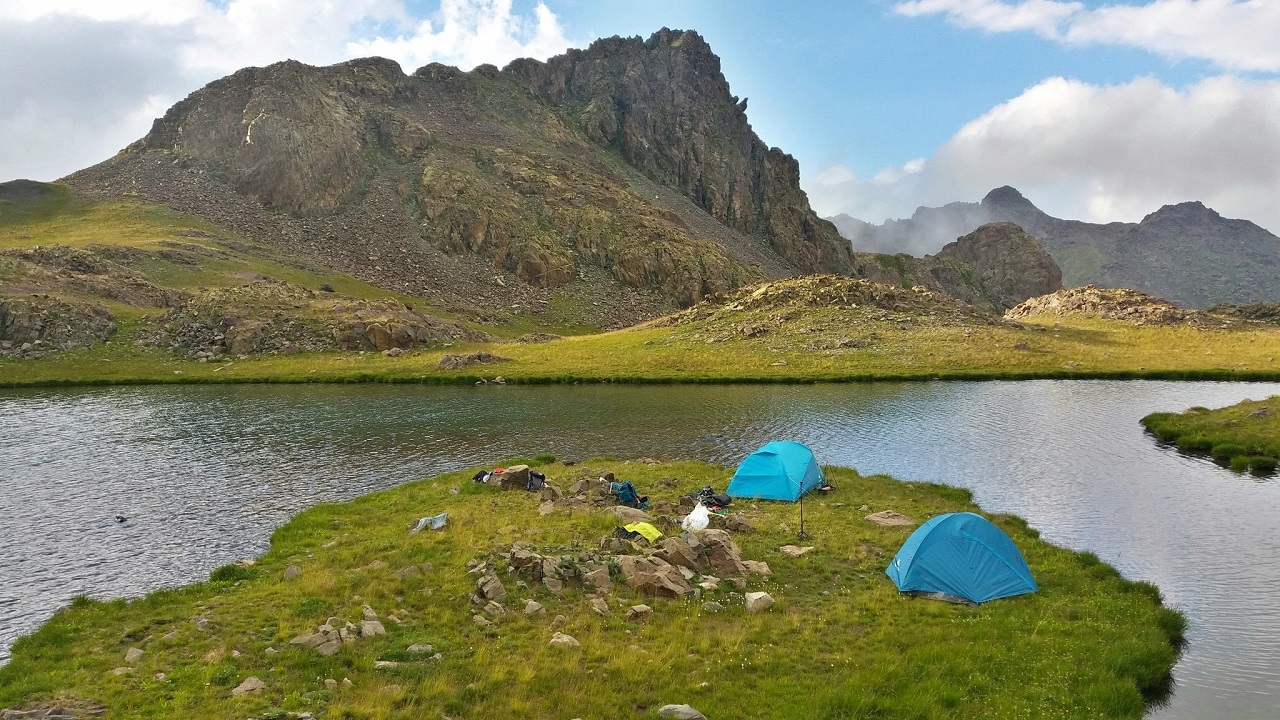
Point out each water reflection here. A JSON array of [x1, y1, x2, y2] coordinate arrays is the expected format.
[[1, 380, 1279, 718]]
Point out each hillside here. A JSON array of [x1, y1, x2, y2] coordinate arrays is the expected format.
[[830, 187, 1280, 308], [849, 222, 1062, 311], [60, 29, 852, 329]]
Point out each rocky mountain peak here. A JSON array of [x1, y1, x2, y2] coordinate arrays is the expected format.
[[980, 185, 1043, 216], [1141, 200, 1220, 225]]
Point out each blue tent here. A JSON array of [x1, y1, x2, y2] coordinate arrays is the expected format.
[[726, 441, 824, 502], [886, 512, 1038, 604]]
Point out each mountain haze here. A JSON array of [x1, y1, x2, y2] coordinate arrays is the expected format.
[[63, 29, 852, 328], [831, 187, 1280, 308]]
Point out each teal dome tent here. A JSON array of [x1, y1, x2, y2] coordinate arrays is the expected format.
[[726, 441, 824, 502], [886, 512, 1038, 604]]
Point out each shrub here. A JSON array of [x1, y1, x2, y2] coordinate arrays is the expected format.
[[209, 564, 256, 583]]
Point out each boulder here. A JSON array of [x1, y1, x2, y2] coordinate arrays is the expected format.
[[407, 644, 435, 655], [745, 591, 775, 613], [475, 574, 507, 603], [124, 647, 143, 665], [360, 620, 386, 637], [583, 567, 613, 592], [496, 465, 531, 490], [697, 529, 747, 576], [539, 484, 563, 502], [472, 615, 492, 628], [724, 514, 755, 533], [702, 601, 725, 613], [283, 564, 302, 580], [616, 555, 694, 598], [591, 598, 611, 616], [654, 537, 703, 572], [524, 600, 546, 616], [742, 560, 772, 576], [362, 605, 378, 621], [548, 632, 580, 649], [864, 511, 916, 527], [657, 704, 707, 720], [626, 604, 653, 622], [612, 506, 653, 524], [231, 676, 266, 697]]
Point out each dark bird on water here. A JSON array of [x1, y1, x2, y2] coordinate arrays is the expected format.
[[115, 516, 127, 523]]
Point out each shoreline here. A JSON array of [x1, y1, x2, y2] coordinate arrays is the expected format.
[[0, 458, 1185, 719]]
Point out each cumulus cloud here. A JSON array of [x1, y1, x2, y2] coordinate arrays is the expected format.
[[894, 0, 1280, 72], [809, 75, 1280, 241], [0, 0, 575, 182], [347, 0, 571, 72]]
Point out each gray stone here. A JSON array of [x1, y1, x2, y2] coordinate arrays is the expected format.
[[524, 600, 546, 616], [745, 591, 775, 613], [124, 647, 143, 665], [290, 632, 328, 649], [616, 555, 695, 598], [315, 639, 342, 656], [548, 632, 580, 648], [582, 567, 612, 591], [658, 704, 707, 719], [374, 660, 401, 669], [476, 574, 507, 602], [864, 511, 916, 527], [483, 601, 506, 616], [360, 620, 386, 637], [702, 601, 725, 613], [231, 676, 266, 697], [779, 545, 815, 558], [626, 604, 653, 621], [543, 576, 564, 594], [472, 615, 492, 628], [695, 529, 747, 576], [613, 506, 653, 524], [362, 605, 379, 621], [283, 564, 302, 580], [407, 643, 435, 655], [590, 598, 611, 616], [495, 464, 531, 490], [392, 565, 421, 579], [742, 560, 772, 576]]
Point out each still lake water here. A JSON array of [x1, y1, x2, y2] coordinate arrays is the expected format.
[[2, 380, 1279, 717]]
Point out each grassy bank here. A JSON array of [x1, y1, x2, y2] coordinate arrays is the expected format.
[[0, 459, 1184, 719], [1142, 397, 1280, 474], [3, 313, 1280, 387]]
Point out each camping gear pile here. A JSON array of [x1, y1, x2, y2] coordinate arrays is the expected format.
[[472, 464, 547, 492]]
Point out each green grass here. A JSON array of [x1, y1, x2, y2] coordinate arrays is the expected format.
[[1142, 397, 1280, 475], [0, 459, 1182, 719], [3, 186, 1279, 387]]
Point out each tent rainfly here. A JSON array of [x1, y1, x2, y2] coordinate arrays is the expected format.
[[726, 441, 824, 502], [885, 512, 1038, 604]]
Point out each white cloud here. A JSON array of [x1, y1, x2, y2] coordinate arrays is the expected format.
[[809, 75, 1280, 239], [347, 0, 571, 71], [894, 0, 1082, 38], [894, 0, 1280, 72], [0, 0, 575, 181]]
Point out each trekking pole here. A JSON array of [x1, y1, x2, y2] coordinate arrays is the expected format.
[[798, 492, 810, 540]]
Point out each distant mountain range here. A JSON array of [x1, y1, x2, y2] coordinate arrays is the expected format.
[[829, 187, 1280, 308]]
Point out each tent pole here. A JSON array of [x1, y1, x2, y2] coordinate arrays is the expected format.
[[798, 492, 810, 540]]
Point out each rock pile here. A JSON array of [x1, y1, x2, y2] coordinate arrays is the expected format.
[[1006, 285, 1214, 326], [133, 279, 486, 359], [0, 296, 117, 358], [288, 605, 387, 657]]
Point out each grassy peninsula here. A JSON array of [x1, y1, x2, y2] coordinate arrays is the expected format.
[[1142, 396, 1280, 474], [0, 459, 1184, 719]]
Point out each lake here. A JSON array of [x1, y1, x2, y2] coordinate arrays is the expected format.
[[2, 380, 1278, 718]]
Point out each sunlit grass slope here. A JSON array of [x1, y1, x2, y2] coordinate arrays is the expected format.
[[0, 459, 1182, 719]]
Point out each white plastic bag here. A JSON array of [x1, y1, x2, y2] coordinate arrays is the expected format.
[[682, 502, 710, 533]]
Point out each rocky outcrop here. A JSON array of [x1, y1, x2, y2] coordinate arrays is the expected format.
[[506, 29, 852, 277], [0, 296, 116, 358], [133, 279, 484, 359], [850, 223, 1062, 311], [1006, 286, 1208, 326], [67, 31, 852, 326]]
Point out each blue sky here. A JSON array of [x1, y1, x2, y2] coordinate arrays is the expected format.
[[2, 1, 1279, 240]]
